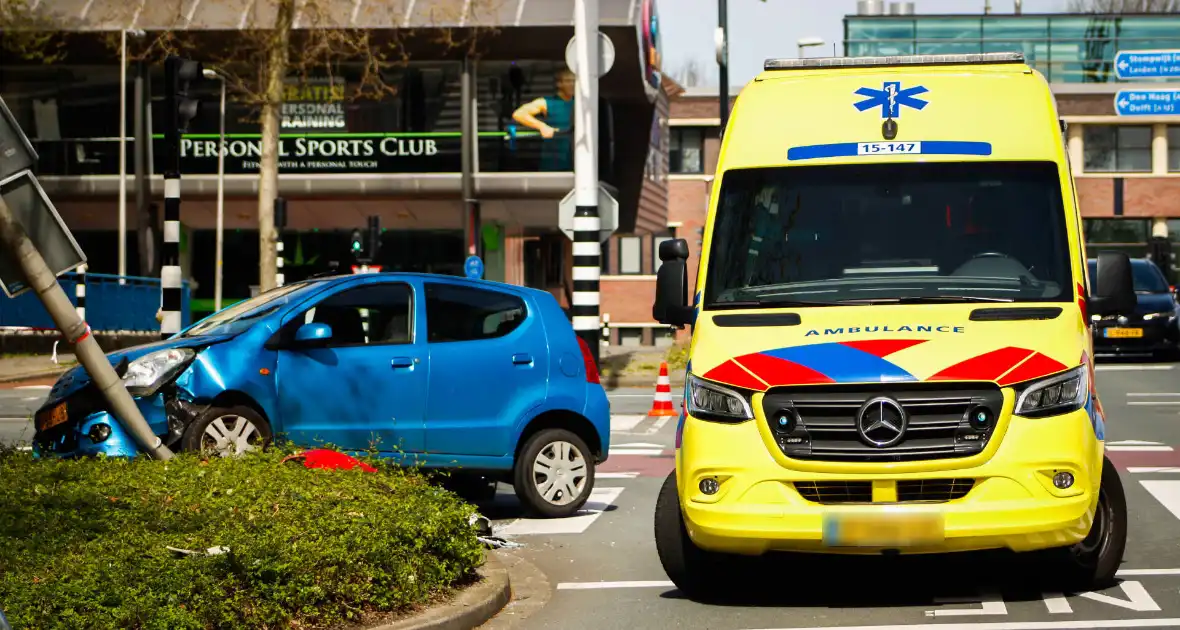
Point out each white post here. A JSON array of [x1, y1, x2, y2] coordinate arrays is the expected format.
[[118, 29, 128, 280], [215, 77, 226, 311], [572, 0, 601, 366]]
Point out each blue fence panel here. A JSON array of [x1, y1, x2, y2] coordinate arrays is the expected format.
[[0, 273, 190, 332]]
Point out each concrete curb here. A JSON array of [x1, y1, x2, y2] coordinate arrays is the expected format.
[[0, 366, 72, 384], [373, 554, 511, 630]]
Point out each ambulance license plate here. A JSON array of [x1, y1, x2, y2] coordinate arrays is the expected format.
[[858, 141, 920, 155], [35, 402, 69, 432], [1105, 327, 1143, 339], [822, 510, 944, 547]]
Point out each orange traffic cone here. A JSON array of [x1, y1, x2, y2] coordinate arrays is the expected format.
[[648, 361, 678, 417]]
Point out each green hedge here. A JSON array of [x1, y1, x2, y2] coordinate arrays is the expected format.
[[0, 448, 484, 629]]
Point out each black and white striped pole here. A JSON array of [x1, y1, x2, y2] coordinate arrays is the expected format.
[[571, 0, 601, 366], [274, 197, 287, 287], [74, 264, 86, 321], [161, 55, 204, 339]]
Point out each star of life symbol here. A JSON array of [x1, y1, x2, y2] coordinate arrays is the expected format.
[[854, 81, 930, 118]]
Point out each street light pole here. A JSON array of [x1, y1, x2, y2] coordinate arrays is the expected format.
[[797, 37, 826, 59], [717, 0, 729, 132], [204, 68, 226, 312], [118, 29, 127, 281]]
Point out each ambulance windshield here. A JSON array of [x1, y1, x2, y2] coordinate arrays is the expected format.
[[703, 161, 1074, 309]]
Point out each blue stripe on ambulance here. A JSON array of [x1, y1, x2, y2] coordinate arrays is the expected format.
[[787, 141, 993, 161]]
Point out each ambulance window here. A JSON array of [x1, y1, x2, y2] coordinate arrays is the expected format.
[[703, 161, 1072, 308]]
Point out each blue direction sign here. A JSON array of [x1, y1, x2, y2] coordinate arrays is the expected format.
[[1115, 50, 1180, 80], [1115, 89, 1180, 116], [464, 255, 484, 280]]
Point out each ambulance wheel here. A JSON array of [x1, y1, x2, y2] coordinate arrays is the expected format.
[[513, 429, 595, 518], [654, 471, 733, 601], [1043, 456, 1127, 591]]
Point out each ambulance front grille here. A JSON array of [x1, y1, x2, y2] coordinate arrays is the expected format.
[[763, 383, 1004, 463]]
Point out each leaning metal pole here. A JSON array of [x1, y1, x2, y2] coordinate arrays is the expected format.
[[0, 196, 173, 460]]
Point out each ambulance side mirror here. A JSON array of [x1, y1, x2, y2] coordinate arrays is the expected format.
[[1089, 251, 1136, 317], [653, 239, 693, 328]]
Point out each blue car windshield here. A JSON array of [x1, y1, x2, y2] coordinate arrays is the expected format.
[[182, 283, 309, 337]]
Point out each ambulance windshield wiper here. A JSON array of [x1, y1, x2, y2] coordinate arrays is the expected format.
[[713, 298, 849, 309], [849, 296, 1016, 304]]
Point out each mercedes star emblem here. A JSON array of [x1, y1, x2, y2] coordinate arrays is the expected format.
[[856, 397, 908, 448]]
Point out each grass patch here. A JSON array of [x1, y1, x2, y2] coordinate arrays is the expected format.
[[0, 448, 484, 629]]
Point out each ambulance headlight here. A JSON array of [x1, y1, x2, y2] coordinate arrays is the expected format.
[[1014, 366, 1087, 418], [687, 374, 753, 423]]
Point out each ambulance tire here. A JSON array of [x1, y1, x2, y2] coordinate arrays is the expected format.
[[1043, 456, 1127, 591], [513, 428, 595, 518], [654, 471, 734, 602]]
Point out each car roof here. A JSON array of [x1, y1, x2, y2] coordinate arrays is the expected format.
[[308, 272, 550, 297]]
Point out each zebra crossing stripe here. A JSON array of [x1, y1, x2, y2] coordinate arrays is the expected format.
[[497, 487, 623, 536]]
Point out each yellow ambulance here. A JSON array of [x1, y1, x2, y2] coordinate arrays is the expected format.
[[652, 52, 1138, 598]]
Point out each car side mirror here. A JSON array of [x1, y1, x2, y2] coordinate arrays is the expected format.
[[653, 238, 694, 328], [1089, 251, 1136, 317], [294, 322, 333, 347]]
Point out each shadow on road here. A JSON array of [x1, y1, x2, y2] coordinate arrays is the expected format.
[[656, 550, 1125, 608]]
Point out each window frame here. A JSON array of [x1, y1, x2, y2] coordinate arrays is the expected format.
[[1083, 125, 1153, 174], [423, 281, 530, 344], [669, 127, 705, 175]]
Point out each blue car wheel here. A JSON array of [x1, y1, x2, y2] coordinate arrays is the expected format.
[[513, 428, 595, 518], [181, 405, 273, 458]]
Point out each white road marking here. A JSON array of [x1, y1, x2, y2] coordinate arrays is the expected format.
[[1041, 593, 1071, 614], [1126, 467, 1180, 474], [610, 415, 647, 432], [1127, 402, 1180, 406], [744, 620, 1180, 630], [1077, 581, 1160, 612], [496, 487, 624, 536], [556, 580, 674, 590], [1140, 480, 1180, 522], [606, 393, 655, 397], [1106, 446, 1173, 452], [1127, 393, 1180, 397], [613, 442, 664, 448], [644, 415, 673, 435], [1095, 364, 1175, 371], [1118, 568, 1180, 576], [1108, 440, 1166, 446], [596, 472, 640, 479], [16, 446, 31, 452], [0, 417, 29, 422], [15, 385, 50, 390], [926, 593, 1006, 617], [610, 449, 664, 456]]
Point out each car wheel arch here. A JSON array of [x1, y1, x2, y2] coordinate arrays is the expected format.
[[203, 390, 272, 427], [514, 409, 603, 463]]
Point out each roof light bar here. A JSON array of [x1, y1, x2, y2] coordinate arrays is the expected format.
[[764, 52, 1025, 71]]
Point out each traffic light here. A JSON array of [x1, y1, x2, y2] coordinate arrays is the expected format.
[[165, 55, 204, 134], [350, 229, 364, 259], [367, 216, 381, 261]]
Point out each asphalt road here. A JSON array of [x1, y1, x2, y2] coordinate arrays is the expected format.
[[480, 362, 1180, 630]]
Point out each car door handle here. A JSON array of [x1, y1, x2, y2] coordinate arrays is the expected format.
[[391, 357, 417, 368], [512, 353, 533, 365]]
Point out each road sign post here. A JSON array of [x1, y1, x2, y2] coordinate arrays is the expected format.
[[1115, 89, 1180, 116], [0, 108, 169, 459], [1115, 50, 1180, 80], [559, 185, 619, 243]]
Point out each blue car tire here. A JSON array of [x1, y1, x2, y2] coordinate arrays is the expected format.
[[181, 405, 273, 458], [513, 428, 595, 518]]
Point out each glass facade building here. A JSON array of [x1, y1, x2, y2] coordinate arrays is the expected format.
[[845, 14, 1180, 83]]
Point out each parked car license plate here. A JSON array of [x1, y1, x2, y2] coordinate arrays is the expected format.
[[1104, 327, 1144, 339], [35, 402, 68, 432], [822, 509, 944, 547]]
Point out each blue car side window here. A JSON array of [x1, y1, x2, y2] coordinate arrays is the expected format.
[[297, 283, 415, 347], [424, 283, 527, 343]]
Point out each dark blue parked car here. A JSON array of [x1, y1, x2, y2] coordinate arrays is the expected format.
[[33, 273, 611, 517], [1089, 258, 1180, 359]]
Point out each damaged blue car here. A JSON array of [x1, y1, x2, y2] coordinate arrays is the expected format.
[[33, 273, 611, 517]]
